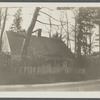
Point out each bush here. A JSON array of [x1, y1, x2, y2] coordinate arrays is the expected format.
[[0, 52, 11, 67]]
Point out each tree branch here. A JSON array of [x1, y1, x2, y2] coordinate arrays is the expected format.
[[61, 22, 67, 33], [40, 11, 66, 24], [37, 20, 64, 26], [21, 7, 40, 59], [41, 7, 53, 11]]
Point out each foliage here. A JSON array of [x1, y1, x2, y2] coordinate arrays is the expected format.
[[10, 8, 26, 33], [75, 7, 97, 56], [52, 31, 62, 40]]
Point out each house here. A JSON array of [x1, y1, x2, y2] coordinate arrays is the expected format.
[[6, 31, 75, 75]]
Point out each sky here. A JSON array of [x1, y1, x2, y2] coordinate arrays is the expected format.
[[0, 6, 99, 53], [5, 7, 75, 36]]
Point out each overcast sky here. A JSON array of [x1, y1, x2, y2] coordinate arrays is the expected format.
[[0, 5, 99, 53], [4, 7, 75, 36]]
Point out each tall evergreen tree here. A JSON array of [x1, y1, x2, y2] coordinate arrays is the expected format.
[[10, 8, 25, 33]]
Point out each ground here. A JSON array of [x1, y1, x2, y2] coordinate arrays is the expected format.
[[0, 79, 100, 91]]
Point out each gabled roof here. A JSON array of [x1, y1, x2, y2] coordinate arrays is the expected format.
[[7, 32, 24, 55], [1, 32, 11, 53], [28, 36, 74, 59], [7, 32, 74, 60]]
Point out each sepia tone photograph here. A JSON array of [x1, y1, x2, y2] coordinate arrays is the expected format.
[[0, 3, 100, 92]]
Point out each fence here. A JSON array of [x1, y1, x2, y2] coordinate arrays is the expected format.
[[0, 53, 88, 84], [10, 58, 85, 76]]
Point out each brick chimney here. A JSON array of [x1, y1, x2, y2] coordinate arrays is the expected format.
[[38, 29, 42, 37]]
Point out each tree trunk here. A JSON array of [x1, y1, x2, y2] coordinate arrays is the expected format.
[[21, 7, 40, 59], [77, 10, 82, 67], [89, 33, 91, 56], [0, 8, 2, 29], [0, 8, 7, 52], [49, 17, 52, 38], [88, 25, 91, 56], [66, 12, 69, 48], [74, 19, 77, 56], [99, 24, 100, 58]]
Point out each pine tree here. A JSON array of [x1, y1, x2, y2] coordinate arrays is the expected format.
[[10, 8, 25, 33]]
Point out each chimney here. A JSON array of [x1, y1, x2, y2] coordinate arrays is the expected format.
[[38, 29, 42, 37]]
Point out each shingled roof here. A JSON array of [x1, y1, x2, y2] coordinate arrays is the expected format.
[[7, 32, 74, 60], [7, 32, 24, 55]]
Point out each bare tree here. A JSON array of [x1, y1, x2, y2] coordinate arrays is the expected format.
[[0, 8, 2, 29], [49, 17, 52, 38], [0, 8, 8, 52], [21, 7, 40, 59], [39, 9, 66, 38]]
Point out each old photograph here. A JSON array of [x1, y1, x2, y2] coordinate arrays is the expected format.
[[0, 3, 100, 92]]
